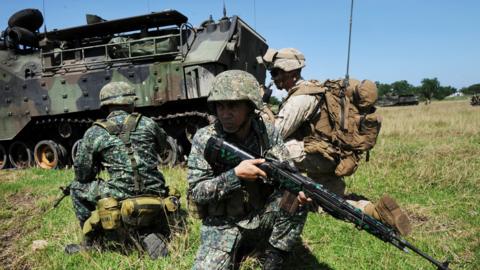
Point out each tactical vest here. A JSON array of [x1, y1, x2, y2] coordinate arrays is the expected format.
[[288, 79, 382, 177], [94, 112, 144, 194], [189, 117, 274, 220]]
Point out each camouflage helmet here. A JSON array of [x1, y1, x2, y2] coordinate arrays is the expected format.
[[207, 70, 263, 109], [262, 48, 305, 72], [99, 81, 137, 107]]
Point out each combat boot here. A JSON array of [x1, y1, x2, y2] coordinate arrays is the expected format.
[[365, 195, 411, 236], [141, 233, 168, 259], [64, 235, 95, 254], [262, 244, 288, 270]]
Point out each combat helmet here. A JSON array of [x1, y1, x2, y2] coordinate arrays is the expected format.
[[99, 81, 138, 107], [262, 48, 305, 72], [207, 70, 263, 110]]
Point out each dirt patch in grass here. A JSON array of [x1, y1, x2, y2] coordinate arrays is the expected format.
[[405, 207, 430, 225], [7, 192, 37, 211], [0, 225, 25, 269], [0, 170, 25, 183], [0, 192, 39, 270]]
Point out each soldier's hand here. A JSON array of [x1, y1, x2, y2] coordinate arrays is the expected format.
[[234, 159, 267, 181], [297, 191, 312, 205]]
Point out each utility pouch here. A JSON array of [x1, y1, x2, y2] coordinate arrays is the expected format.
[[304, 137, 338, 162], [335, 154, 359, 177], [82, 210, 101, 235], [164, 196, 180, 213], [97, 197, 121, 230], [120, 196, 165, 227]]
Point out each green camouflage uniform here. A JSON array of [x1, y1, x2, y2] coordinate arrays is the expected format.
[[71, 110, 168, 224], [188, 118, 307, 270]]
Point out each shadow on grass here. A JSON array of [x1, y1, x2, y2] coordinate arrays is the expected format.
[[344, 193, 371, 202], [284, 243, 333, 270]]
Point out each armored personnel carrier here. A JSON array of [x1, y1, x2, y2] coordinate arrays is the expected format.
[[0, 9, 268, 169], [377, 94, 419, 107]]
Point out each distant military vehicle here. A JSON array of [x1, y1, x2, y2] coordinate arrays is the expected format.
[[0, 8, 268, 169], [377, 94, 419, 107], [471, 95, 480, 106]]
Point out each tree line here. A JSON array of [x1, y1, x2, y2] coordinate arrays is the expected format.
[[376, 78, 479, 101], [268, 78, 479, 104]]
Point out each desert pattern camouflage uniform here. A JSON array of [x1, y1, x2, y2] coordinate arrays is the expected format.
[[71, 110, 168, 223], [276, 80, 371, 210], [188, 118, 307, 270], [275, 79, 339, 176]]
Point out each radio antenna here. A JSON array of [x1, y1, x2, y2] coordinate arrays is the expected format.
[[223, 0, 227, 17], [253, 0, 257, 28], [345, 0, 354, 82], [42, 0, 47, 32], [340, 0, 354, 131]]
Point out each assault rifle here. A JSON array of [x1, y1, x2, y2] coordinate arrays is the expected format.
[[204, 137, 450, 270], [53, 184, 71, 208]]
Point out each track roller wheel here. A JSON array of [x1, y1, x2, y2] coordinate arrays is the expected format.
[[0, 144, 7, 169], [158, 136, 178, 167], [34, 140, 67, 169], [8, 141, 34, 169], [71, 139, 82, 162]]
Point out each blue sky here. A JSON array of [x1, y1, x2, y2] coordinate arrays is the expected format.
[[1, 0, 478, 91]]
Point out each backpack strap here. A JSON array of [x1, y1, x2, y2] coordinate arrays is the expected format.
[[94, 112, 143, 194], [94, 119, 121, 135], [119, 112, 142, 193], [339, 82, 349, 131]]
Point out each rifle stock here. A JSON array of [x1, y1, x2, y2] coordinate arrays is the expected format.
[[204, 137, 450, 270]]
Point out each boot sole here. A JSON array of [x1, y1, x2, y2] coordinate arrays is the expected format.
[[380, 195, 412, 236]]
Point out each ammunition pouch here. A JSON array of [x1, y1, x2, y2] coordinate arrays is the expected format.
[[82, 194, 180, 235], [187, 189, 258, 219], [303, 137, 360, 177], [335, 153, 360, 177], [121, 196, 179, 227], [97, 197, 122, 230], [82, 210, 101, 235], [303, 137, 338, 162]]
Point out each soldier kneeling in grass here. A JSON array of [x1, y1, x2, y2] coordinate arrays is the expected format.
[[66, 82, 180, 259], [187, 70, 310, 270]]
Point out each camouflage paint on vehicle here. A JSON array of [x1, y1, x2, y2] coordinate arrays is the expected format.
[[0, 9, 268, 168], [377, 94, 419, 107]]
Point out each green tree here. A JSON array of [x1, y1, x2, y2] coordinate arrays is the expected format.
[[435, 86, 456, 100], [375, 81, 391, 96], [419, 78, 440, 101], [460, 84, 480, 95], [391, 80, 414, 95]]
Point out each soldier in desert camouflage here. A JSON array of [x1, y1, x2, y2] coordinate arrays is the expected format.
[[262, 48, 412, 236]]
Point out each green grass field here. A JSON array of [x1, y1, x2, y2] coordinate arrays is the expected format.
[[1, 100, 478, 270]]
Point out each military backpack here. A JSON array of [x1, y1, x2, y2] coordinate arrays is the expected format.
[[289, 79, 382, 176]]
